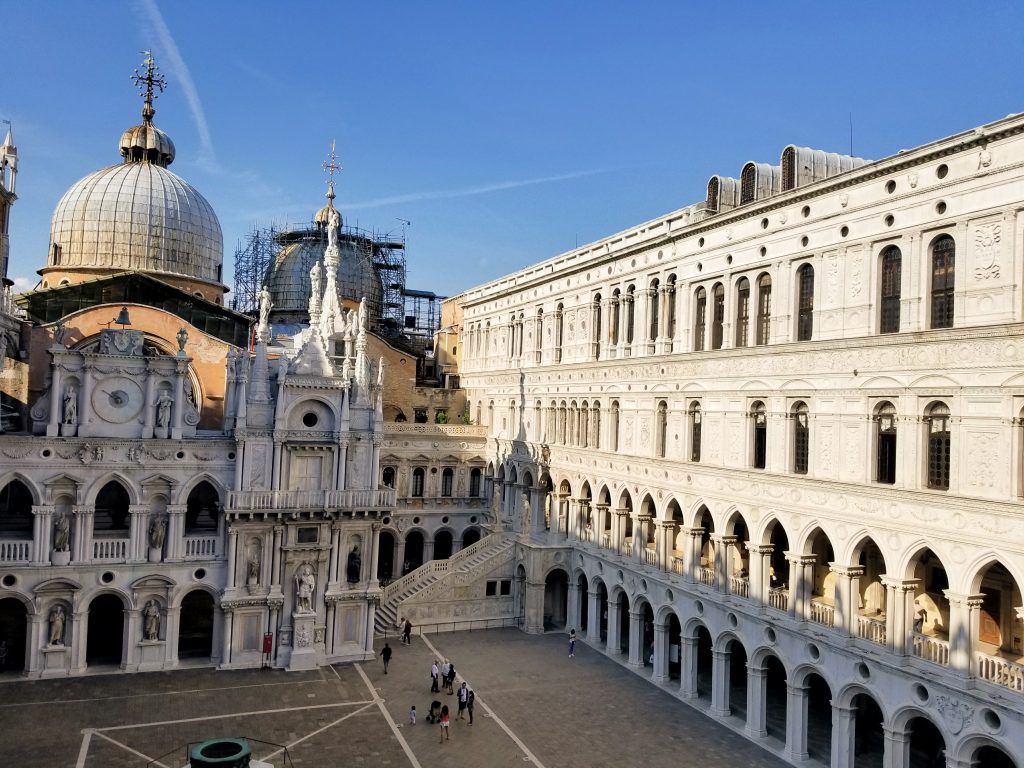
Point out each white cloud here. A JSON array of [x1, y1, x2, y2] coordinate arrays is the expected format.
[[10, 276, 38, 293]]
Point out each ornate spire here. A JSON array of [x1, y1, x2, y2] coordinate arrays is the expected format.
[[132, 51, 167, 125], [315, 142, 344, 229], [323, 140, 342, 204]]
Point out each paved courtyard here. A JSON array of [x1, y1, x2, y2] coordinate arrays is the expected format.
[[0, 629, 787, 768]]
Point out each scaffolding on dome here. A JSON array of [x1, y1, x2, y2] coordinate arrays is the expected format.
[[231, 221, 408, 332]]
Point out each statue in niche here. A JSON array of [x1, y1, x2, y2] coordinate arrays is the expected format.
[[346, 546, 361, 584], [295, 563, 316, 613], [143, 599, 161, 641], [247, 554, 261, 583], [148, 513, 167, 550], [48, 605, 66, 646], [258, 286, 273, 331], [520, 492, 531, 530], [53, 320, 66, 347], [62, 386, 77, 424], [176, 327, 188, 355], [53, 512, 70, 552], [155, 393, 173, 428]]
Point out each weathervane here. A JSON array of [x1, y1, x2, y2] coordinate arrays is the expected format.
[[323, 141, 342, 199], [132, 51, 167, 123]]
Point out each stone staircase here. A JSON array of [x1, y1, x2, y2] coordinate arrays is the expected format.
[[375, 532, 513, 635]]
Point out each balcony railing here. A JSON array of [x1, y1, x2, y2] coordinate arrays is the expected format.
[[620, 539, 633, 558], [856, 615, 887, 644], [644, 547, 657, 566], [730, 575, 749, 598], [0, 539, 30, 563], [228, 488, 396, 511], [912, 632, 950, 666], [670, 556, 685, 576], [810, 600, 835, 627], [768, 588, 789, 612], [976, 652, 1024, 692], [93, 538, 128, 562], [697, 566, 716, 587], [184, 535, 218, 559], [600, 533, 611, 550]]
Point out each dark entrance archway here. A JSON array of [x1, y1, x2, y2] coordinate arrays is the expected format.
[[544, 569, 568, 630], [0, 598, 27, 673], [805, 673, 832, 764], [462, 528, 481, 548], [974, 745, 1016, 768], [617, 592, 629, 655], [641, 602, 654, 667], [852, 693, 884, 768], [87, 594, 125, 667], [695, 625, 713, 702], [908, 717, 945, 768], [403, 531, 424, 573], [178, 591, 215, 661], [667, 613, 681, 681], [377, 531, 395, 582], [764, 655, 787, 744], [727, 638, 748, 722], [434, 530, 453, 560], [576, 574, 589, 632], [598, 582, 608, 642]]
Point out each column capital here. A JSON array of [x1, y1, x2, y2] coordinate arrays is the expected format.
[[943, 590, 986, 608], [713, 534, 738, 545], [829, 563, 864, 578], [32, 504, 56, 516], [880, 575, 920, 592], [747, 544, 775, 556], [785, 552, 819, 566]]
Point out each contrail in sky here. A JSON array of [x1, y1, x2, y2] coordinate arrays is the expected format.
[[339, 167, 618, 211], [138, 0, 215, 162]]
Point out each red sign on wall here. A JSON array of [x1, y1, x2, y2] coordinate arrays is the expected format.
[[262, 632, 274, 654]]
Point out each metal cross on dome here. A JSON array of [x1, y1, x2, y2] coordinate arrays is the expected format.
[[132, 51, 167, 123], [323, 141, 342, 193]]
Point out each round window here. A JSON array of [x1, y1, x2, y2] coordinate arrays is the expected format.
[[302, 412, 319, 428]]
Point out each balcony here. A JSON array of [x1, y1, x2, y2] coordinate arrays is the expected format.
[[0, 539, 30, 564], [856, 615, 887, 645], [729, 575, 750, 598], [912, 631, 950, 666], [93, 538, 128, 562], [810, 599, 835, 627], [768, 587, 789, 612], [227, 488, 396, 512], [697, 566, 716, 587], [976, 651, 1024, 692], [184, 535, 218, 560]]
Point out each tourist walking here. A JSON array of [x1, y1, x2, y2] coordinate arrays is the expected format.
[[409, 705, 416, 725], [446, 661, 457, 694], [568, 628, 576, 657], [466, 689, 475, 725], [380, 642, 392, 674], [457, 682, 469, 719], [431, 660, 440, 692], [440, 659, 451, 693], [403, 618, 412, 645], [439, 705, 451, 742]]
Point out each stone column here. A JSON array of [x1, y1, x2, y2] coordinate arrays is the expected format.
[[748, 544, 774, 611], [881, 725, 910, 768], [832, 703, 858, 768], [714, 534, 737, 592], [653, 623, 668, 682], [830, 564, 863, 636], [166, 504, 186, 562], [679, 636, 698, 699], [328, 527, 341, 586], [945, 590, 985, 677], [220, 609, 233, 668], [881, 577, 918, 655], [31, 505, 54, 565], [627, 609, 644, 667], [225, 528, 239, 589], [369, 523, 381, 588], [710, 648, 731, 717], [686, 527, 703, 584], [746, 664, 768, 739], [73, 505, 92, 563], [142, 367, 157, 438], [639, 287, 655, 355], [654, 520, 670, 572], [587, 588, 602, 644], [127, 504, 147, 563], [271, 526, 283, 588], [394, 537, 406, 580], [621, 294, 634, 357], [606, 598, 621, 655], [46, 359, 63, 437], [171, 362, 186, 440], [567, 580, 581, 632], [784, 682, 810, 762], [635, 514, 651, 564], [600, 297, 614, 359]]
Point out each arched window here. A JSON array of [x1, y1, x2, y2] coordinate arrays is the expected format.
[[665, 274, 677, 341], [875, 402, 897, 484], [711, 283, 725, 350], [625, 285, 636, 345], [611, 289, 621, 345], [186, 481, 220, 533], [441, 468, 454, 497], [931, 235, 955, 329], [610, 400, 620, 452], [487, 401, 494, 427], [880, 246, 902, 334], [591, 402, 601, 450], [689, 402, 702, 462], [926, 403, 951, 490], [0, 480, 33, 538], [94, 481, 130, 534], [693, 288, 707, 351], [592, 294, 602, 359], [656, 400, 668, 458], [735, 277, 750, 347], [796, 264, 814, 341], [580, 401, 590, 448], [469, 468, 482, 497], [751, 401, 767, 469], [793, 402, 810, 475], [649, 279, 660, 342], [756, 274, 772, 345], [558, 401, 568, 445], [555, 303, 564, 362], [517, 313, 525, 357], [382, 467, 396, 488], [411, 468, 425, 497]]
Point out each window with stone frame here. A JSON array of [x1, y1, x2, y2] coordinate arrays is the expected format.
[[756, 274, 772, 345], [735, 277, 751, 347], [793, 402, 810, 475], [693, 287, 707, 351], [930, 235, 955, 329], [711, 283, 725, 350], [648, 280, 660, 342], [469, 468, 482, 497], [382, 467, 396, 488], [656, 400, 668, 458], [879, 245, 902, 334], [875, 402, 898, 484], [441, 468, 454, 497], [796, 263, 814, 341], [926, 402, 951, 491], [689, 401, 702, 462], [625, 286, 636, 344], [751, 401, 767, 469], [411, 467, 425, 497], [610, 400, 620, 452]]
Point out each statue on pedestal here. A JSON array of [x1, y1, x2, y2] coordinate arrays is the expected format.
[[155, 393, 173, 429], [62, 386, 77, 424], [143, 599, 161, 641], [148, 514, 167, 550], [295, 563, 316, 613], [258, 286, 273, 331], [53, 512, 71, 552], [48, 605, 66, 646], [176, 327, 188, 356], [346, 546, 361, 584]]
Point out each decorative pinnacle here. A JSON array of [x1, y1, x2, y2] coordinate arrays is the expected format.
[[132, 51, 167, 124], [322, 140, 342, 202]]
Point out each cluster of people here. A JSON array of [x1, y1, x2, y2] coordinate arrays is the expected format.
[[430, 658, 458, 693], [417, 681, 475, 741]]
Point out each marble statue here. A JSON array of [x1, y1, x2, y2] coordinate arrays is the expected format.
[[247, 555, 260, 582], [358, 297, 367, 330], [155, 393, 173, 428], [53, 320, 66, 347], [143, 599, 161, 641], [295, 563, 316, 612], [48, 605, 66, 646], [53, 512, 70, 552], [148, 513, 167, 550], [377, 356, 385, 387], [258, 286, 272, 328], [310, 261, 322, 303], [346, 546, 361, 584], [176, 327, 188, 355], [490, 491, 501, 520], [62, 386, 77, 424], [520, 492, 531, 530], [327, 206, 341, 248]]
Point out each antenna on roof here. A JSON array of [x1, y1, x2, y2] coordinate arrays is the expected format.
[[849, 112, 854, 156]]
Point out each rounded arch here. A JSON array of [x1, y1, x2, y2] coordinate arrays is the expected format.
[[687, 500, 715, 529], [845, 532, 891, 571], [282, 395, 340, 425], [713, 629, 746, 653], [888, 705, 942, 733], [683, 616, 710, 638], [82, 586, 134, 610], [630, 592, 653, 614], [0, 473, 42, 506], [834, 683, 890, 722], [897, 542, 950, 581], [85, 473, 139, 505], [749, 645, 789, 671], [755, 513, 790, 547], [796, 523, 836, 557], [0, 589, 36, 615], [790, 662, 835, 691], [589, 574, 609, 594], [176, 473, 228, 507], [954, 735, 1018, 768], [654, 603, 682, 626], [964, 553, 1024, 596], [722, 508, 750, 536], [170, 582, 219, 610]]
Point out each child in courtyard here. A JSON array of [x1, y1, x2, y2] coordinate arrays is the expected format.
[[439, 704, 450, 742], [409, 705, 416, 725]]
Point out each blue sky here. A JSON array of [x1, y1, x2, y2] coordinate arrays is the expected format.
[[3, 1, 1023, 299]]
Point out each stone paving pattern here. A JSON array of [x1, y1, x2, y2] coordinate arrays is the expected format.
[[0, 629, 789, 768]]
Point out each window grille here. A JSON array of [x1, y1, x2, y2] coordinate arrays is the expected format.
[[880, 246, 902, 334], [797, 265, 814, 341], [689, 403, 702, 462], [793, 403, 809, 475], [931, 236, 955, 329], [926, 404, 951, 490], [756, 275, 772, 345], [694, 289, 706, 351], [711, 284, 725, 350], [735, 278, 750, 347], [876, 403, 897, 484], [751, 402, 767, 469]]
